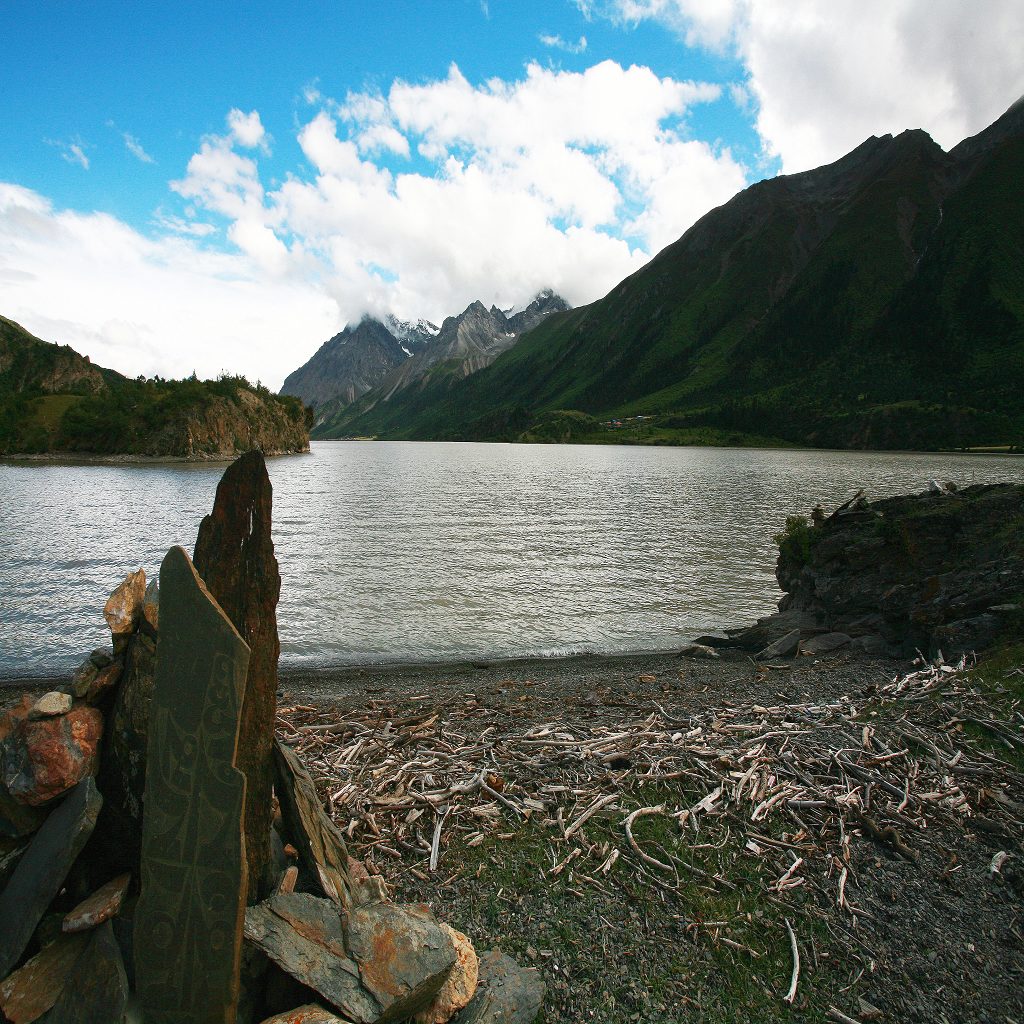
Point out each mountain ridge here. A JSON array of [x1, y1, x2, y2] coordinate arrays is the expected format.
[[331, 98, 1024, 451]]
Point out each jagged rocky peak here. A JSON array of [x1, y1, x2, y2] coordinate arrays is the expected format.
[[384, 314, 439, 355]]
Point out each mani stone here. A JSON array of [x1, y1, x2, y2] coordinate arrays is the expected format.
[[134, 545, 250, 1024], [194, 449, 282, 903], [0, 777, 103, 978], [450, 951, 545, 1024], [37, 921, 129, 1024], [244, 893, 456, 1024], [0, 930, 91, 1024], [63, 872, 131, 933], [273, 740, 353, 907]]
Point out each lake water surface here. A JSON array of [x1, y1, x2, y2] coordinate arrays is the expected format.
[[2, 442, 1022, 678]]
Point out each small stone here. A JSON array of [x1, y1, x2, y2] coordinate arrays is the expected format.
[[449, 951, 544, 1024], [278, 865, 299, 894], [678, 643, 720, 659], [416, 925, 479, 1024], [84, 660, 123, 703], [0, 930, 91, 1024], [755, 629, 801, 661], [88, 647, 114, 669], [62, 872, 131, 933], [637, 674, 657, 683], [1, 705, 103, 806], [28, 692, 73, 720], [67, 656, 99, 699], [258, 1007, 349, 1024], [103, 568, 146, 637], [0, 777, 103, 977]]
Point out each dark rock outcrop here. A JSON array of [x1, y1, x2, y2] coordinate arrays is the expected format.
[[194, 449, 281, 903], [737, 482, 1024, 658]]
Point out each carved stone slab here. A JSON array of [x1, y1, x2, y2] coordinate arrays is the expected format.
[[135, 545, 250, 1024]]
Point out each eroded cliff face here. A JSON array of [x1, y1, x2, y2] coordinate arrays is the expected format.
[[142, 389, 310, 459]]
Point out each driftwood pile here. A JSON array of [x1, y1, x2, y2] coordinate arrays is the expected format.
[[279, 652, 1024, 1006]]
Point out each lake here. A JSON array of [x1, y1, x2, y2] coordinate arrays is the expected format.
[[2, 441, 1022, 679]]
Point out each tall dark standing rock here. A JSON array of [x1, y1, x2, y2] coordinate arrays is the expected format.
[[193, 449, 281, 902], [135, 545, 250, 1024]]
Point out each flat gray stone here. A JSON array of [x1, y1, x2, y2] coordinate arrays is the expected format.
[[244, 893, 455, 1024], [134, 545, 250, 1024], [0, 777, 102, 977], [38, 920, 129, 1023], [449, 951, 544, 1024], [755, 629, 801, 661], [800, 632, 852, 655]]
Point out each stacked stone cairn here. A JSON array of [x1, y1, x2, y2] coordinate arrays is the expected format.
[[0, 452, 543, 1024]]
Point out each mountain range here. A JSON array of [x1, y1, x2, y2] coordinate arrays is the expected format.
[[282, 291, 569, 435], [298, 97, 1023, 451]]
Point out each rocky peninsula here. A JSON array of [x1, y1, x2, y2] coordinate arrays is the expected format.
[[0, 315, 311, 461]]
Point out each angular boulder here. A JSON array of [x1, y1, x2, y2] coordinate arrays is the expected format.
[[103, 569, 146, 644], [1, 705, 103, 806], [0, 777, 103, 978], [194, 449, 282, 902], [755, 629, 801, 661], [450, 951, 545, 1024], [259, 1007, 351, 1024], [415, 924, 479, 1024], [244, 893, 456, 1024]]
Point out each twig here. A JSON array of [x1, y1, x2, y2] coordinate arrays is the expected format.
[[783, 918, 800, 1004]]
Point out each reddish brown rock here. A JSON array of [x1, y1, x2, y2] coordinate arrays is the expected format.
[[103, 569, 146, 640], [416, 925, 479, 1024], [0, 696, 33, 742], [62, 872, 131, 933], [194, 450, 281, 902], [37, 921, 129, 1024], [1, 705, 102, 806], [259, 1005, 348, 1023], [0, 931, 91, 1023], [85, 659, 123, 703]]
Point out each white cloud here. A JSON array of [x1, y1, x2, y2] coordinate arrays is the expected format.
[[123, 133, 155, 164], [4, 62, 749, 388], [587, 0, 1024, 172], [0, 183, 337, 388], [48, 137, 90, 170], [227, 108, 269, 151], [539, 33, 589, 54]]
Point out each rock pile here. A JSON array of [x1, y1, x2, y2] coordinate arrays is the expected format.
[[0, 452, 543, 1024], [722, 482, 1024, 660]]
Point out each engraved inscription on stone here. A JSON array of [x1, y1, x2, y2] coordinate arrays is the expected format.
[[135, 545, 250, 1024]]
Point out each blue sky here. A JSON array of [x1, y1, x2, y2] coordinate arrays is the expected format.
[[1, 0, 1022, 387]]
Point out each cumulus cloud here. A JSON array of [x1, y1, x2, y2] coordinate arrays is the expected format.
[[0, 183, 337, 387], [5, 62, 749, 388], [585, 0, 1024, 172]]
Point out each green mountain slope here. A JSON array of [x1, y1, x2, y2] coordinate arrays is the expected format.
[[0, 316, 311, 458], [333, 100, 1024, 450]]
